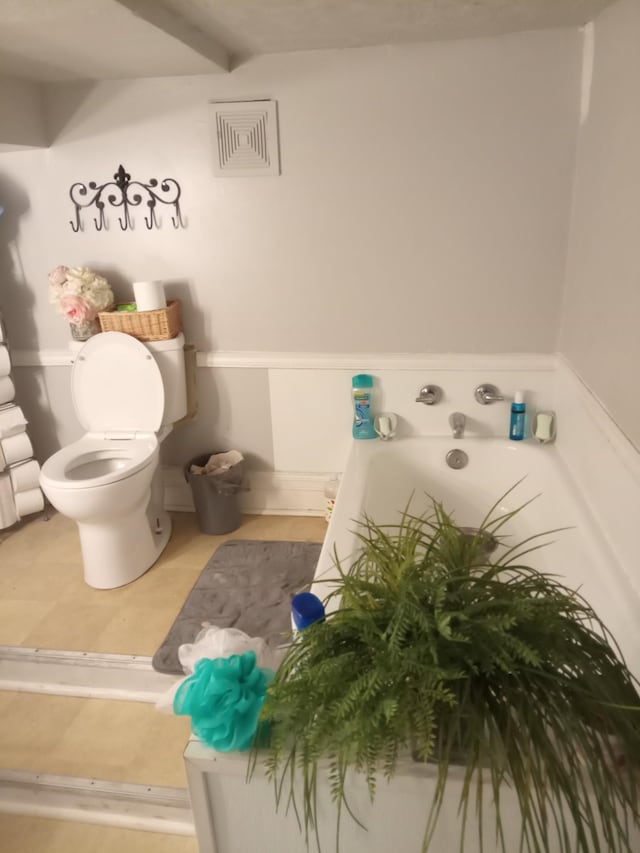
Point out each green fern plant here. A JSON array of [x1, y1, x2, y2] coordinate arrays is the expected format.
[[257, 487, 640, 852]]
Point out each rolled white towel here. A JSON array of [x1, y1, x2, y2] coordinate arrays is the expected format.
[[0, 344, 10, 377], [0, 472, 18, 529], [9, 459, 41, 493], [14, 488, 44, 520], [0, 375, 15, 406], [0, 431, 33, 465], [0, 404, 28, 439]]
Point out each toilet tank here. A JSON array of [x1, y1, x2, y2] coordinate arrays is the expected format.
[[143, 333, 188, 426]]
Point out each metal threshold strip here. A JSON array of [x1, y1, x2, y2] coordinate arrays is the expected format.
[[0, 770, 194, 835], [0, 646, 179, 702]]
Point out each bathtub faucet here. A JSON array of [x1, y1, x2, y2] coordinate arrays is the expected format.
[[449, 412, 466, 439]]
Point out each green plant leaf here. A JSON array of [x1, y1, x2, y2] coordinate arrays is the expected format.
[[254, 487, 640, 852]]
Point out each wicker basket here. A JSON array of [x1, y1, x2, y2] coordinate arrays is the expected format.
[[98, 300, 182, 342]]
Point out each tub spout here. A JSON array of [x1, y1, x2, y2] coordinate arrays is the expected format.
[[449, 412, 465, 439]]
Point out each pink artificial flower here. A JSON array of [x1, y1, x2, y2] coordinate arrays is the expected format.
[[60, 294, 96, 325], [48, 266, 69, 287]]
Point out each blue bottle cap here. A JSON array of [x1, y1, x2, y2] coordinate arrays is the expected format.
[[352, 374, 373, 388], [291, 592, 325, 631]]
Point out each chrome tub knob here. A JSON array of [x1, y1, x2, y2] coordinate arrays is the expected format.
[[474, 384, 504, 405], [415, 385, 442, 405]]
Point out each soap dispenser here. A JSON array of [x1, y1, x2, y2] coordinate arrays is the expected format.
[[509, 391, 526, 441]]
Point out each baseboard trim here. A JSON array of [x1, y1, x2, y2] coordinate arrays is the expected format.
[[164, 467, 327, 517], [0, 770, 194, 835], [0, 647, 178, 702]]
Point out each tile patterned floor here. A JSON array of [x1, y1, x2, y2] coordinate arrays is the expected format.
[[0, 510, 327, 654], [0, 691, 192, 787], [0, 814, 199, 853], [0, 510, 327, 851]]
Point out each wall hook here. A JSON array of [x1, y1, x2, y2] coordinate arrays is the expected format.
[[68, 164, 184, 233], [93, 203, 106, 232], [171, 205, 185, 229], [144, 201, 159, 230]]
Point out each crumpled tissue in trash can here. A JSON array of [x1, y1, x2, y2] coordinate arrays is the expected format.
[[190, 450, 244, 476]]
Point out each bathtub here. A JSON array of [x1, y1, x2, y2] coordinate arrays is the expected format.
[[185, 437, 640, 853], [315, 437, 640, 674]]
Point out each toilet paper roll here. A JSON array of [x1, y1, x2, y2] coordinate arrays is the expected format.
[[0, 375, 15, 405], [0, 431, 33, 464], [133, 280, 166, 312], [0, 344, 10, 377], [9, 459, 41, 493], [14, 487, 44, 520]]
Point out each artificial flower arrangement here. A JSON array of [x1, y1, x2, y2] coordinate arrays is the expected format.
[[48, 265, 114, 333]]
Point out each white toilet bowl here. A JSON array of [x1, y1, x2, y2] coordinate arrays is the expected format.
[[40, 331, 187, 589], [40, 434, 170, 588]]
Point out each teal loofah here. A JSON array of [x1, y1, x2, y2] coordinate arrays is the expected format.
[[173, 651, 274, 751]]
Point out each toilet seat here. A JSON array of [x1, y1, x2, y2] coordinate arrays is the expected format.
[[40, 332, 165, 492], [40, 434, 158, 491], [72, 332, 165, 435]]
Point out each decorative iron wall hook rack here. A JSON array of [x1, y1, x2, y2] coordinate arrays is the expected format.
[[69, 164, 185, 233]]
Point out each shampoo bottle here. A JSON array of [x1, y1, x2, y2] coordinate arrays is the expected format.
[[352, 374, 377, 440], [510, 391, 526, 441]]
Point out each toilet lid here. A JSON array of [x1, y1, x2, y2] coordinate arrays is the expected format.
[[71, 332, 164, 434]]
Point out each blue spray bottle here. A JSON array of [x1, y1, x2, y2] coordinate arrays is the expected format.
[[509, 391, 526, 441], [352, 374, 377, 440], [291, 592, 325, 632]]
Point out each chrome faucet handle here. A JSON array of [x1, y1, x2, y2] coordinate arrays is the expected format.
[[415, 384, 442, 405], [474, 383, 504, 405]]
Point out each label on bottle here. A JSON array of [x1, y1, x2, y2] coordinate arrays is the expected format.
[[352, 390, 377, 439], [354, 401, 370, 426], [510, 411, 526, 440], [325, 498, 336, 522]]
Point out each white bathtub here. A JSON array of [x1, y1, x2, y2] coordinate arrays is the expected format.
[[185, 437, 640, 853], [314, 436, 640, 673]]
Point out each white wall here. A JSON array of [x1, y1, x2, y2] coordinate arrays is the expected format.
[[559, 0, 640, 449], [0, 29, 581, 468], [3, 30, 580, 353], [0, 76, 46, 150]]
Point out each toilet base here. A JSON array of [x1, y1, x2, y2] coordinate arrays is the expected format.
[[77, 508, 172, 589]]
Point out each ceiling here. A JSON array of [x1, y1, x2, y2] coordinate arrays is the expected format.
[[0, 0, 617, 82]]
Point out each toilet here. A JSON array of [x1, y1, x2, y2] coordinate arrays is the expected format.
[[40, 331, 187, 589]]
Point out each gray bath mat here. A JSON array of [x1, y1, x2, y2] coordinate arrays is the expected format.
[[152, 539, 322, 675]]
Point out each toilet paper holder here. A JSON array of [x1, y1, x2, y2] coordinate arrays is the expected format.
[[532, 411, 556, 444]]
